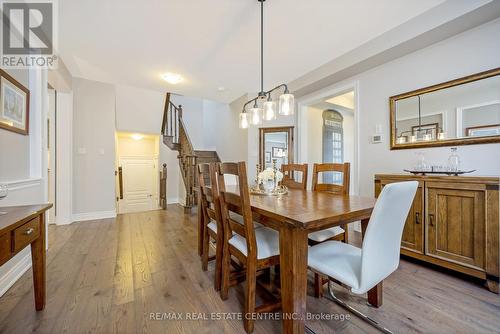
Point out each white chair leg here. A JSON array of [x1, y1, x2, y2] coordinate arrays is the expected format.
[[325, 281, 393, 334]]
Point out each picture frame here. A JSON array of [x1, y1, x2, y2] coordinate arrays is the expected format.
[[466, 124, 500, 137], [272, 147, 285, 158], [265, 151, 271, 163], [0, 69, 30, 135]]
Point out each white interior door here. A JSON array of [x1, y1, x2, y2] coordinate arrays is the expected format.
[[118, 159, 156, 214]]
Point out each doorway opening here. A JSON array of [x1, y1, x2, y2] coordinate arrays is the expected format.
[[298, 86, 358, 195], [115, 132, 160, 214]]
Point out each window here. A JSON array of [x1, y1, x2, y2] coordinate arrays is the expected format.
[[322, 110, 343, 184]]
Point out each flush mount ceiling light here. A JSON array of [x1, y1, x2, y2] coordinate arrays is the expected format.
[[131, 133, 144, 140], [161, 72, 183, 85], [239, 0, 294, 129]]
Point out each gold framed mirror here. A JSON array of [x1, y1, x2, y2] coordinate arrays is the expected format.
[[259, 126, 294, 169], [390, 67, 500, 150]]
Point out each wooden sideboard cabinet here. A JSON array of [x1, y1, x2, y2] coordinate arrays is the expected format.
[[374, 174, 499, 293]]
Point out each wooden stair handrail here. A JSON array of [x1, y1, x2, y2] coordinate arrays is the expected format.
[[161, 92, 220, 211]]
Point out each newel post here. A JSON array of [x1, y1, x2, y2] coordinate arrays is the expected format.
[[160, 163, 167, 209]]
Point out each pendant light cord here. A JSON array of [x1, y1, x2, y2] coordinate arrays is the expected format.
[[260, 0, 264, 95], [418, 95, 422, 130]]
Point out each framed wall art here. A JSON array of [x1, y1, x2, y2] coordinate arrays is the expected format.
[[0, 69, 30, 135]]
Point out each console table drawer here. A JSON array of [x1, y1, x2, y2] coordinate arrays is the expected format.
[[13, 217, 40, 253], [0, 232, 11, 265]]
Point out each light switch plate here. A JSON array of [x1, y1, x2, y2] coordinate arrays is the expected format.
[[371, 134, 383, 144]]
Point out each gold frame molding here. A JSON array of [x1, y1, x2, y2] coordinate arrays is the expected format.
[[0, 69, 30, 135], [259, 126, 294, 168], [390, 67, 500, 150]]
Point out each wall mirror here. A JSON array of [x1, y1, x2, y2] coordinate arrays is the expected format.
[[390, 68, 500, 149], [259, 126, 294, 170]]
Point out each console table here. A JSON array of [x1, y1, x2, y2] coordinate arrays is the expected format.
[[375, 174, 499, 293], [0, 204, 52, 310]]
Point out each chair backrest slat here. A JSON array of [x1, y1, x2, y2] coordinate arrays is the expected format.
[[281, 163, 308, 190], [217, 162, 257, 258], [312, 162, 350, 195], [198, 163, 223, 237], [222, 192, 242, 208]]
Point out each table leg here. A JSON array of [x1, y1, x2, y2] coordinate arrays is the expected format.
[[361, 218, 369, 238], [367, 282, 383, 308], [30, 213, 46, 311], [360, 218, 383, 307], [280, 226, 308, 334]]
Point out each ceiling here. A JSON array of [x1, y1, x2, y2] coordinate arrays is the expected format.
[[326, 91, 354, 110], [59, 0, 446, 103]]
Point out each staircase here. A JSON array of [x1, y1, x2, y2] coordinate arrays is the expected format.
[[161, 93, 220, 212]]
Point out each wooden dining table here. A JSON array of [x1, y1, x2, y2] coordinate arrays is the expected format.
[[248, 188, 376, 334], [197, 186, 377, 333]]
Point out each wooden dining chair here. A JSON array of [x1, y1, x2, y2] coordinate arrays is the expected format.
[[198, 163, 224, 291], [218, 162, 281, 334], [310, 162, 350, 297], [280, 163, 308, 190]]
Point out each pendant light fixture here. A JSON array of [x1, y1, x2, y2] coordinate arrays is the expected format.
[[239, 0, 294, 129]]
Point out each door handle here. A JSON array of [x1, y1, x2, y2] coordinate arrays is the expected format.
[[118, 166, 123, 199], [429, 214, 434, 227], [415, 212, 420, 224]]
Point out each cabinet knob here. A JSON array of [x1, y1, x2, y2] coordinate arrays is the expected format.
[[429, 214, 435, 227], [24, 227, 34, 235], [415, 212, 420, 224]]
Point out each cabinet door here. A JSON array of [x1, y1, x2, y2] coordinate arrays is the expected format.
[[426, 184, 485, 270], [379, 180, 424, 254]]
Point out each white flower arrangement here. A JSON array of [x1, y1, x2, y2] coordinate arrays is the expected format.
[[258, 167, 283, 183]]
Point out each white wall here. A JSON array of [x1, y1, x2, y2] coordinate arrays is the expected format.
[[0, 68, 48, 296], [72, 78, 116, 218], [296, 18, 500, 198], [0, 69, 30, 181], [214, 95, 248, 162]]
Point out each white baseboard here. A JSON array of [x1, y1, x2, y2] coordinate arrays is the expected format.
[[72, 210, 116, 222], [0, 253, 32, 297], [167, 197, 179, 204]]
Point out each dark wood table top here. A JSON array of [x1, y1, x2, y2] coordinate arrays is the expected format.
[[246, 188, 376, 230], [0, 204, 53, 234]]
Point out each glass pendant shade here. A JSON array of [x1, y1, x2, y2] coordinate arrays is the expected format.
[[279, 93, 294, 115], [239, 112, 249, 129], [263, 101, 276, 120], [396, 137, 407, 144], [250, 107, 263, 125]]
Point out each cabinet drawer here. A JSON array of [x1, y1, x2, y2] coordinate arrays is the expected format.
[[0, 233, 11, 265], [13, 217, 40, 253]]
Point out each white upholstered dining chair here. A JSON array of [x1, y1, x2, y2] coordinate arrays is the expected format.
[[307, 181, 418, 334]]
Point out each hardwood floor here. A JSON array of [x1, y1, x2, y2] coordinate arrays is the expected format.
[[0, 205, 499, 333]]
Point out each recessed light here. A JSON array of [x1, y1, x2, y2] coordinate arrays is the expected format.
[[217, 87, 225, 92], [131, 133, 144, 140], [161, 72, 183, 85]]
